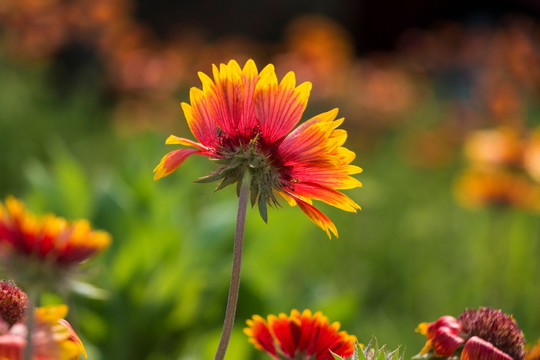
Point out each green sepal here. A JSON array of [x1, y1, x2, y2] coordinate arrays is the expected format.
[[195, 167, 227, 183], [357, 338, 404, 360], [215, 173, 240, 192], [331, 350, 345, 360], [258, 194, 268, 223], [250, 180, 259, 207]]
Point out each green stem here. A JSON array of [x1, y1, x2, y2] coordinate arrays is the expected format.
[[24, 287, 40, 360], [213, 173, 251, 360]]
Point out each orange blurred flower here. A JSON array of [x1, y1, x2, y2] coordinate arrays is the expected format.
[[244, 309, 356, 360], [523, 129, 540, 183], [454, 126, 540, 213], [154, 59, 361, 237], [454, 169, 540, 212], [275, 14, 355, 99], [0, 196, 110, 289], [464, 127, 523, 168]]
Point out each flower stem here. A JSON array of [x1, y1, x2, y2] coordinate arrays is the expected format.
[[213, 172, 251, 360], [24, 287, 40, 360]]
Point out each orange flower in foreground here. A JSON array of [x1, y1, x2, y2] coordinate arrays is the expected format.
[[244, 309, 356, 360], [0, 196, 111, 267], [0, 305, 86, 360], [154, 59, 361, 237]]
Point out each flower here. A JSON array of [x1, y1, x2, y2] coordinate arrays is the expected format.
[[244, 309, 356, 360], [153, 59, 361, 238], [458, 307, 525, 360], [464, 128, 523, 169], [415, 307, 525, 360], [416, 315, 464, 357], [0, 281, 28, 327], [453, 169, 540, 212], [0, 304, 86, 360], [0, 196, 111, 287], [0, 281, 86, 360]]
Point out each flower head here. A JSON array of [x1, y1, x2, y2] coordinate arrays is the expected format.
[[153, 59, 362, 237], [244, 309, 356, 360], [0, 281, 85, 360], [458, 307, 525, 360], [0, 196, 111, 287], [415, 307, 525, 360], [0, 304, 86, 360], [0, 281, 28, 327]]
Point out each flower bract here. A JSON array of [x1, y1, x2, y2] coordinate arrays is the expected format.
[[153, 59, 362, 237]]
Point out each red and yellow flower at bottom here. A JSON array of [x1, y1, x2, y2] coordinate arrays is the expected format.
[[244, 309, 356, 360], [0, 305, 86, 360]]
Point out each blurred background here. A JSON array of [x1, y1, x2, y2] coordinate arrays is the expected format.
[[1, 0, 540, 359]]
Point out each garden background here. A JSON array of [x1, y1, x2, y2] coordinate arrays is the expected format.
[[1, 0, 539, 359]]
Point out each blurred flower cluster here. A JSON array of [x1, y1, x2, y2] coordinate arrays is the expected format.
[[454, 127, 540, 212], [3, 1, 540, 143], [0, 280, 85, 360], [0, 197, 110, 359]]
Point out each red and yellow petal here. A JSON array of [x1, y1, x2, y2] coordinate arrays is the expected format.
[[255, 69, 312, 144], [183, 87, 220, 148], [269, 313, 298, 358], [57, 319, 87, 359], [186, 60, 261, 145], [238, 60, 259, 137], [279, 117, 341, 164], [290, 165, 362, 190], [293, 309, 311, 353], [282, 192, 338, 238], [153, 148, 201, 180], [207, 60, 246, 137], [165, 135, 208, 151], [244, 315, 279, 358], [292, 182, 360, 213]]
